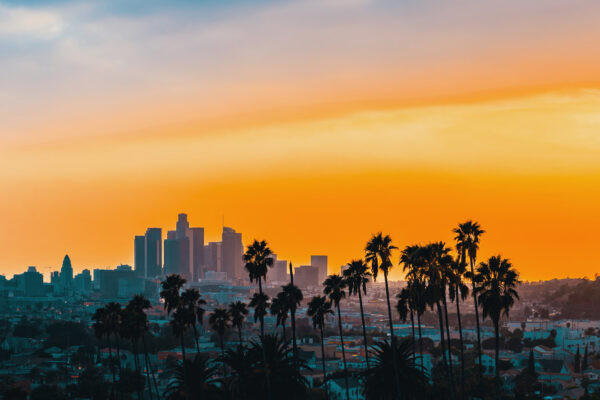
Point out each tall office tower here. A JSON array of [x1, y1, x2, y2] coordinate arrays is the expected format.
[[311, 255, 328, 285], [61, 254, 73, 290], [134, 235, 146, 276], [270, 254, 288, 282], [221, 227, 243, 280], [189, 227, 204, 281], [19, 267, 44, 297], [164, 236, 190, 279], [167, 230, 177, 240], [204, 242, 222, 274], [176, 213, 189, 239], [294, 265, 319, 289], [145, 228, 162, 278]]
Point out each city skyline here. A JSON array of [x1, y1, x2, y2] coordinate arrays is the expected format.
[[2, 0, 600, 281]]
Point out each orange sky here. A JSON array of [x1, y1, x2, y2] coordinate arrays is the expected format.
[[1, 0, 600, 281]]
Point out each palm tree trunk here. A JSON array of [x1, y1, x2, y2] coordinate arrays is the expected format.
[[442, 293, 456, 399], [383, 272, 401, 398], [291, 309, 298, 367], [107, 336, 117, 400], [336, 303, 350, 400], [115, 333, 122, 377], [320, 326, 329, 399], [455, 287, 465, 400], [410, 309, 416, 363], [142, 335, 156, 400], [219, 335, 226, 379], [258, 277, 273, 400], [238, 325, 243, 347], [470, 257, 484, 394], [282, 322, 287, 342], [192, 324, 200, 353], [417, 312, 424, 369], [258, 278, 265, 336], [436, 301, 450, 391], [133, 339, 143, 400], [180, 333, 187, 361], [494, 322, 500, 398], [357, 288, 370, 369]]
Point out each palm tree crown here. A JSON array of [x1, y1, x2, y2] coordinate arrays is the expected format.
[[365, 232, 397, 281], [243, 239, 274, 285]]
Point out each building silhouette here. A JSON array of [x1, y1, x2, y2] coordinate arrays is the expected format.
[[60, 254, 73, 292], [221, 227, 243, 280], [134, 235, 145, 277], [311, 255, 328, 285], [270, 254, 288, 283], [144, 228, 162, 278], [204, 241, 221, 275], [294, 265, 319, 289]]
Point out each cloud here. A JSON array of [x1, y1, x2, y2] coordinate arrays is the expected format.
[[0, 4, 63, 39]]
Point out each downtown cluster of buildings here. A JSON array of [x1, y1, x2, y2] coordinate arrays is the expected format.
[[0, 213, 329, 300]]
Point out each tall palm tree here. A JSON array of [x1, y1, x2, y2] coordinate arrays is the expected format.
[[454, 221, 485, 382], [270, 293, 290, 339], [448, 257, 469, 400], [243, 239, 274, 400], [421, 242, 456, 398], [282, 282, 303, 364], [400, 245, 428, 367], [475, 255, 520, 390], [229, 301, 249, 346], [120, 304, 144, 399], [127, 295, 159, 400], [105, 302, 123, 376], [160, 274, 189, 361], [209, 308, 231, 378], [307, 295, 334, 396], [323, 274, 350, 400], [396, 287, 414, 359], [343, 259, 372, 369], [92, 307, 116, 396], [244, 239, 274, 336], [365, 232, 401, 395], [181, 288, 206, 353]]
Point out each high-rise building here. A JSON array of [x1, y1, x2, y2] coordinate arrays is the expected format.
[[294, 265, 319, 289], [204, 242, 221, 274], [61, 254, 73, 291], [164, 237, 190, 278], [74, 269, 92, 294], [270, 254, 288, 283], [189, 227, 205, 281], [134, 235, 146, 276], [145, 228, 162, 278], [176, 213, 189, 239], [221, 227, 243, 280], [18, 266, 44, 297], [311, 255, 328, 285]]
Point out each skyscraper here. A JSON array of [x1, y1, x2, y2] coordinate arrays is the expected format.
[[270, 254, 288, 283], [311, 255, 328, 285], [61, 254, 73, 291], [221, 227, 243, 280], [134, 235, 146, 276], [189, 227, 205, 281], [164, 236, 190, 279], [294, 265, 319, 289], [204, 242, 221, 274], [145, 228, 162, 278]]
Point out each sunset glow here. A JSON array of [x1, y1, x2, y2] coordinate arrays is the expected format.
[[2, 0, 600, 281]]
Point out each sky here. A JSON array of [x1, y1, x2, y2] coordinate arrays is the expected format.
[[1, 0, 600, 281]]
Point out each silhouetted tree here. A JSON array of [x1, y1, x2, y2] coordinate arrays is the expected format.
[[307, 295, 334, 396], [229, 301, 249, 346], [343, 259, 372, 369], [324, 274, 350, 400]]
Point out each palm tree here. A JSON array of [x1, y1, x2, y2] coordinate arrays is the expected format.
[[454, 221, 485, 381], [105, 302, 123, 376], [362, 339, 428, 400], [222, 334, 309, 399], [365, 232, 401, 395], [243, 240, 274, 336], [343, 259, 372, 369], [181, 288, 206, 353], [475, 255, 520, 390], [120, 304, 144, 399], [160, 274, 187, 315], [396, 288, 414, 359], [250, 292, 271, 330], [400, 246, 428, 367], [163, 354, 222, 400], [448, 257, 469, 400], [160, 274, 189, 361], [282, 282, 303, 364], [127, 295, 159, 400], [92, 307, 116, 396], [229, 301, 249, 346], [209, 308, 231, 377], [323, 274, 350, 400], [307, 295, 334, 395], [270, 293, 289, 339]]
